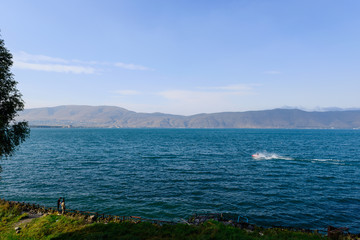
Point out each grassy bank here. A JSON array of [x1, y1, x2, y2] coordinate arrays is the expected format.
[[0, 201, 341, 240]]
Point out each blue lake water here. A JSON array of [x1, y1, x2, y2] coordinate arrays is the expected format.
[[1, 128, 360, 232]]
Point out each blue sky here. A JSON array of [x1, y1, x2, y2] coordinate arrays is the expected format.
[[1, 0, 360, 115]]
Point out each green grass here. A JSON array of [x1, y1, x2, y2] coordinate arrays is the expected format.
[[0, 202, 329, 240], [0, 201, 29, 239]]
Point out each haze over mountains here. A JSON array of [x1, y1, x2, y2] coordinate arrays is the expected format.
[[18, 105, 360, 129]]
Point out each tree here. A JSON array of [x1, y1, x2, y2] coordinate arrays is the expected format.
[[0, 34, 30, 158]]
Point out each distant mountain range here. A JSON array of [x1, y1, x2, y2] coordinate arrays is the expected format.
[[17, 105, 360, 129]]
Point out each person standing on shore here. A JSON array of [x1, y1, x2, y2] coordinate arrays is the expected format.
[[57, 197, 62, 212], [61, 198, 66, 214]]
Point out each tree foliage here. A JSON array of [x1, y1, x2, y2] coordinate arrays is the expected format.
[[0, 35, 30, 158]]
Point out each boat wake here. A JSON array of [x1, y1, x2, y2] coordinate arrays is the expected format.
[[308, 158, 345, 165], [251, 152, 345, 165], [251, 152, 293, 160]]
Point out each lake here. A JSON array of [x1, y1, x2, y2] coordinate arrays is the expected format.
[[1, 128, 359, 232]]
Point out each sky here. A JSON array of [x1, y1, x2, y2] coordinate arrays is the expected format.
[[1, 0, 360, 115]]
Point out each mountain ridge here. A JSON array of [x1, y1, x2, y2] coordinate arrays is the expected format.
[[18, 105, 360, 129]]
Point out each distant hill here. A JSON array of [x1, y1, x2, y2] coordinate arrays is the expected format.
[[17, 105, 360, 129]]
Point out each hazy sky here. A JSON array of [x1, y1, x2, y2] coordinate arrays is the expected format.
[[1, 0, 360, 115]]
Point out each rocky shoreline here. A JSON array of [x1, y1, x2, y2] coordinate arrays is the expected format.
[[1, 198, 358, 240]]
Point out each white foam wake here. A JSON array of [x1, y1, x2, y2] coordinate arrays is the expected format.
[[251, 152, 293, 160], [251, 152, 345, 165]]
